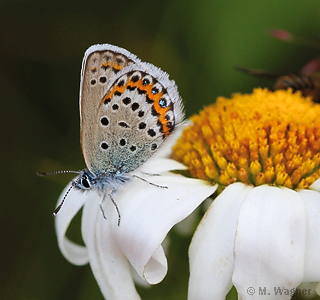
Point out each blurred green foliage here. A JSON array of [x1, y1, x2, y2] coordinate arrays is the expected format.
[[1, 0, 320, 299]]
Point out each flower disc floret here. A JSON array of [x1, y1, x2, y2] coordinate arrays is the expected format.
[[172, 88, 320, 190]]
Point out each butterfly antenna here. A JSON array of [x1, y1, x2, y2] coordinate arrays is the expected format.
[[37, 170, 81, 176], [52, 183, 75, 216]]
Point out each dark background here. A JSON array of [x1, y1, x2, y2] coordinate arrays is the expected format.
[[1, 0, 320, 299]]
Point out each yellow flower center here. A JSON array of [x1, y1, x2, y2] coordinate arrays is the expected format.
[[172, 88, 320, 191]]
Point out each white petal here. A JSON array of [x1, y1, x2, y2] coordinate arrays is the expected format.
[[233, 185, 306, 300], [112, 173, 217, 284], [55, 181, 88, 265], [139, 157, 187, 174], [82, 192, 141, 300], [188, 182, 252, 300], [309, 178, 320, 192], [298, 189, 320, 282], [131, 266, 151, 288]]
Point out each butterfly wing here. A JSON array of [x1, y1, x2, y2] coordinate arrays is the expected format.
[[80, 44, 184, 176], [80, 44, 139, 173]]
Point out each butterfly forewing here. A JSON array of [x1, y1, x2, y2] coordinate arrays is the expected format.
[[80, 45, 139, 173]]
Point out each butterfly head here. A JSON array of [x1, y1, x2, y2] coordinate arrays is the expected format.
[[74, 169, 131, 192]]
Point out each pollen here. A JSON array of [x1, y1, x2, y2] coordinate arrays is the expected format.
[[172, 88, 320, 190]]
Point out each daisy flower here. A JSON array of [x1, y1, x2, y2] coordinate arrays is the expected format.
[[172, 88, 320, 300]]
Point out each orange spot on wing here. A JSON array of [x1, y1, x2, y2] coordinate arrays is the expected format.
[[136, 80, 153, 94], [101, 62, 111, 69], [112, 63, 123, 71]]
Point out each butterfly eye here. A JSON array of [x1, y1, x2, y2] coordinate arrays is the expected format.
[[81, 176, 91, 189]]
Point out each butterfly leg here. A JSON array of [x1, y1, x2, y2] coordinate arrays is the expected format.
[[140, 171, 160, 176], [99, 190, 121, 226], [99, 194, 108, 220], [132, 174, 168, 189], [109, 190, 121, 226]]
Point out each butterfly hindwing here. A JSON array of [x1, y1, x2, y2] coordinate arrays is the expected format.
[[80, 44, 184, 176]]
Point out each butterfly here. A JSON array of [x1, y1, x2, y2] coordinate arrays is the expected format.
[[38, 44, 184, 225]]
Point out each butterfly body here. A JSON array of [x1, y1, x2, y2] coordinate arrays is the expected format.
[[74, 169, 131, 193]]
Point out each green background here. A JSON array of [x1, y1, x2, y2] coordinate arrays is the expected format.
[[1, 0, 320, 299]]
